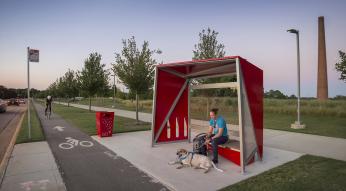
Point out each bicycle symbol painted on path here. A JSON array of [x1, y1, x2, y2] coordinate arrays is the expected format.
[[58, 137, 94, 150]]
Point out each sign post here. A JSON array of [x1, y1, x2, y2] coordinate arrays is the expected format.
[[27, 47, 39, 139]]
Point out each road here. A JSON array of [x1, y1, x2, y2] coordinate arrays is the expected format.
[[0, 105, 26, 161], [0, 105, 26, 179]]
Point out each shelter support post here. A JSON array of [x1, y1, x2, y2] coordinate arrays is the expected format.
[[236, 58, 246, 174], [151, 67, 159, 147]]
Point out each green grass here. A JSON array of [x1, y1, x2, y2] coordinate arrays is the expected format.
[[264, 98, 346, 117], [51, 103, 151, 135], [16, 102, 45, 144], [220, 155, 346, 191], [192, 111, 346, 139], [59, 96, 346, 117], [190, 97, 346, 117], [264, 113, 346, 139], [53, 97, 346, 139]]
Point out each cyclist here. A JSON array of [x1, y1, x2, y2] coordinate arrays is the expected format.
[[45, 95, 53, 116]]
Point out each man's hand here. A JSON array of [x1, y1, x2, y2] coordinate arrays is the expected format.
[[205, 138, 211, 145]]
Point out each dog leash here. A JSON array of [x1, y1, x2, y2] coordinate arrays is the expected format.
[[189, 152, 195, 166]]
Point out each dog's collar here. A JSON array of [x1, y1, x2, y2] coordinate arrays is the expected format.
[[179, 152, 194, 161]]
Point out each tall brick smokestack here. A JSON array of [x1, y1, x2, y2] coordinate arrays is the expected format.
[[317, 16, 328, 100]]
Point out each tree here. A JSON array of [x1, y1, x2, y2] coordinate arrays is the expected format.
[[289, 94, 297, 99], [113, 36, 161, 123], [193, 27, 232, 117], [57, 77, 64, 98], [60, 69, 79, 106], [193, 27, 226, 60], [333, 95, 346, 100], [78, 52, 109, 111], [335, 50, 346, 82], [0, 86, 43, 99], [116, 88, 127, 100], [47, 81, 57, 97], [264, 90, 288, 99], [0, 85, 16, 99], [30, 88, 40, 98]]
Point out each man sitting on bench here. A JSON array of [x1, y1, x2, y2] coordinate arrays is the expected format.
[[205, 108, 229, 164]]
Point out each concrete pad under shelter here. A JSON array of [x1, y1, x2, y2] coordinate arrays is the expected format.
[[93, 131, 303, 191]]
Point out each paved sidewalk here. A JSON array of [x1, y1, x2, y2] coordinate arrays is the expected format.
[[58, 102, 346, 161], [0, 142, 66, 191], [34, 102, 168, 191]]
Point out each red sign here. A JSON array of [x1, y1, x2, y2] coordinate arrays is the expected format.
[[29, 49, 39, 62]]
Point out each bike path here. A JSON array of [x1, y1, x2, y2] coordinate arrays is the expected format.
[[33, 102, 168, 191]]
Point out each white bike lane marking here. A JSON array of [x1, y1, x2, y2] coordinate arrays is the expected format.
[[53, 126, 65, 132], [59, 137, 94, 150]]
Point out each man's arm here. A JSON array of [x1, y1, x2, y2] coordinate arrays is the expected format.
[[211, 128, 223, 140], [205, 126, 214, 145]]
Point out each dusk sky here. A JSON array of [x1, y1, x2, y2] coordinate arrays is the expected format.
[[0, 0, 345, 97]]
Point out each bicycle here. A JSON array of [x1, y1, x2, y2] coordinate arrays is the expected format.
[[45, 104, 51, 120]]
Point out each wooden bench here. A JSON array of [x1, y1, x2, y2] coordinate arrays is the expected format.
[[208, 139, 242, 165]]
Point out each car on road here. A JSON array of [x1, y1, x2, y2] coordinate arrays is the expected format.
[[0, 99, 7, 112], [19, 99, 26, 104], [7, 98, 19, 106]]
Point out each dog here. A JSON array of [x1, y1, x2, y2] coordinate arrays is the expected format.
[[168, 149, 223, 173]]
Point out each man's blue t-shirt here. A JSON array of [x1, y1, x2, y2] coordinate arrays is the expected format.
[[209, 116, 228, 137]]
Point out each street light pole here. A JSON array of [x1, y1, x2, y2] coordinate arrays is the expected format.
[[296, 31, 301, 124], [287, 29, 305, 129]]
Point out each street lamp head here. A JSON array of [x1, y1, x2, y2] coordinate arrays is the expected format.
[[287, 29, 299, 34]]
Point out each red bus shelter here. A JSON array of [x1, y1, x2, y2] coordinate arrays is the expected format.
[[151, 56, 263, 173]]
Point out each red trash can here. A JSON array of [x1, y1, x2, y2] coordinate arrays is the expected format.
[[96, 112, 114, 137]]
